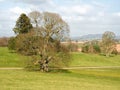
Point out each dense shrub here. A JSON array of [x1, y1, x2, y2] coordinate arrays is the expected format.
[[111, 48, 118, 55], [81, 44, 89, 53], [82, 40, 101, 54], [93, 44, 101, 53], [0, 37, 9, 47], [67, 42, 78, 52], [8, 37, 16, 50]]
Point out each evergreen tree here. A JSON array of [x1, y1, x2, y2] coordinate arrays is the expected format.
[[13, 13, 33, 34]]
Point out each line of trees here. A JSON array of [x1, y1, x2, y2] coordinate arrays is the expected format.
[[82, 31, 118, 56], [82, 40, 101, 53]]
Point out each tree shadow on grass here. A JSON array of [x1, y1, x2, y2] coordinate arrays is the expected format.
[[48, 69, 71, 74], [24, 66, 71, 74]]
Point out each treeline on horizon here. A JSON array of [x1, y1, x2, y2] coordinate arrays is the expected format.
[[0, 33, 120, 56]]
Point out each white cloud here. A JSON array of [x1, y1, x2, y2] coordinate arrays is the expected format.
[[11, 0, 53, 6], [98, 12, 105, 17], [92, 1, 105, 8], [62, 16, 84, 22], [113, 12, 120, 17], [59, 4, 93, 15], [0, 25, 2, 29], [9, 7, 32, 21], [10, 7, 25, 14], [72, 5, 93, 14], [0, 0, 4, 2], [0, 0, 120, 37], [9, 7, 31, 15], [89, 17, 97, 21]]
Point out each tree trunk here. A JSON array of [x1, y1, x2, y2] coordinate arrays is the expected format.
[[40, 63, 48, 72], [39, 60, 49, 72], [39, 55, 52, 72]]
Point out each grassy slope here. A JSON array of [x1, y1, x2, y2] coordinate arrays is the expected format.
[[70, 52, 120, 67], [0, 47, 120, 67], [0, 47, 120, 90], [0, 47, 29, 67], [0, 69, 120, 90]]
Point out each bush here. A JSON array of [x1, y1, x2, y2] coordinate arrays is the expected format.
[[67, 42, 78, 52], [81, 45, 89, 53], [112, 48, 118, 55], [8, 37, 16, 50], [93, 44, 101, 53], [82, 40, 101, 54], [0, 37, 9, 47]]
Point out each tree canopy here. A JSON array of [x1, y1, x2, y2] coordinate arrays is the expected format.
[[101, 31, 116, 56], [14, 11, 70, 72], [13, 13, 33, 34]]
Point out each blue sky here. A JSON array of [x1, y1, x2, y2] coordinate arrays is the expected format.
[[0, 0, 120, 37]]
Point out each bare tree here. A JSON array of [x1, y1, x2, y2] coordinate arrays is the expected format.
[[101, 31, 116, 57], [16, 11, 70, 72], [28, 11, 41, 27], [28, 11, 41, 36], [38, 12, 69, 71]]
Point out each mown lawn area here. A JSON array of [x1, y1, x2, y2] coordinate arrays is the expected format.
[[0, 47, 120, 90], [0, 69, 120, 90], [0, 47, 120, 67], [0, 47, 29, 67], [70, 52, 120, 67]]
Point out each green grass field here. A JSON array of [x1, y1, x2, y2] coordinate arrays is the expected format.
[[70, 52, 120, 67], [0, 69, 120, 90], [0, 47, 29, 67], [0, 47, 120, 90], [1, 47, 120, 67]]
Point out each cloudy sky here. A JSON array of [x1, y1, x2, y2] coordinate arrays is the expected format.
[[0, 0, 120, 37]]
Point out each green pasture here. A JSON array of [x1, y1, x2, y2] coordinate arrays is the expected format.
[[0, 47, 29, 67], [0, 47, 120, 67], [70, 52, 120, 67], [0, 69, 120, 90], [0, 47, 120, 90]]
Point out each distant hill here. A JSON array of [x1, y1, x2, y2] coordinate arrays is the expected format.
[[71, 34, 102, 41], [71, 34, 120, 41]]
